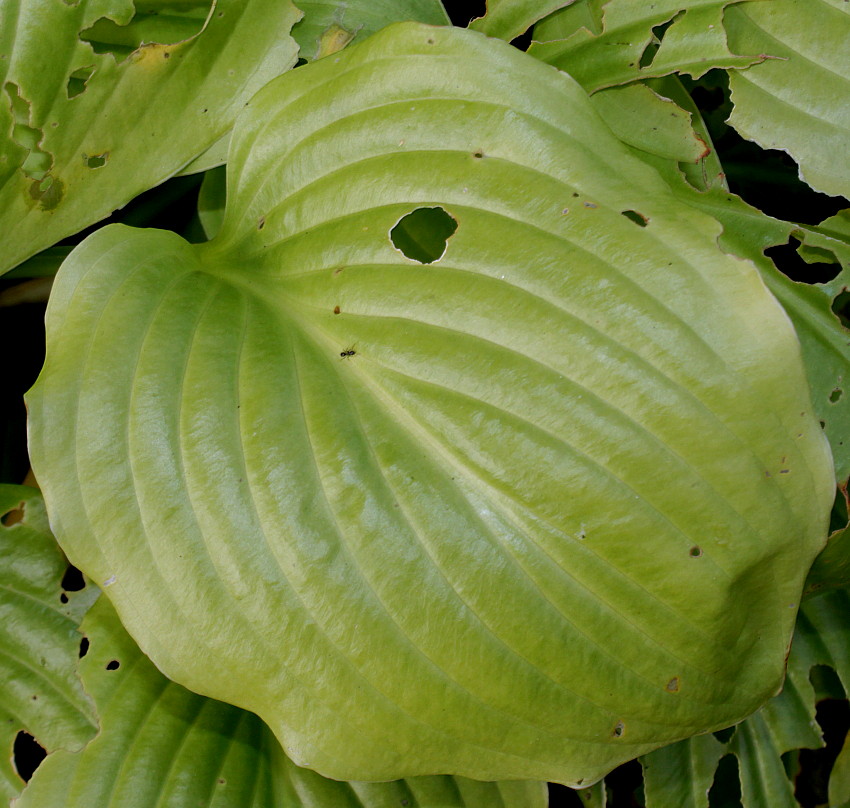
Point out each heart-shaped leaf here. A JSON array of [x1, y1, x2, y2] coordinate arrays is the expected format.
[[27, 22, 835, 785]]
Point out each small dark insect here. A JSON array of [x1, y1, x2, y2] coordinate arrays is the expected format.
[[340, 347, 356, 358]]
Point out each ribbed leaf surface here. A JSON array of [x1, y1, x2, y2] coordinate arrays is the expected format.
[[725, 0, 850, 199], [0, 486, 96, 802], [18, 597, 546, 808], [27, 23, 834, 785], [0, 0, 300, 274]]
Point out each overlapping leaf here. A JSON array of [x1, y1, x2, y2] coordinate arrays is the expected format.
[[291, 0, 448, 61], [0, 0, 301, 275], [17, 596, 547, 808], [640, 589, 850, 808], [529, 0, 764, 93], [468, 0, 575, 42], [27, 22, 835, 786], [725, 0, 850, 199], [0, 486, 96, 802]]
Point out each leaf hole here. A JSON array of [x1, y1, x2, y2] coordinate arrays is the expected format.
[[638, 12, 683, 69], [1, 499, 25, 526], [830, 388, 843, 403], [79, 636, 89, 658], [612, 721, 625, 738], [713, 726, 736, 743], [689, 545, 703, 558], [59, 593, 69, 604], [66, 65, 95, 98], [61, 564, 85, 592], [84, 152, 108, 169], [79, 1, 212, 61], [13, 731, 45, 782], [257, 215, 265, 230], [766, 237, 841, 284], [390, 206, 457, 264], [832, 290, 850, 329], [105, 659, 120, 671], [621, 209, 648, 227], [472, 150, 484, 159]]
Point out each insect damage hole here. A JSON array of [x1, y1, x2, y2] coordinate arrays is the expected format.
[[390, 206, 457, 264], [13, 732, 45, 782], [621, 209, 648, 227], [84, 152, 108, 169]]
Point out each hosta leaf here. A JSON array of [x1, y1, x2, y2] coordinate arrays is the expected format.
[[588, 81, 709, 164], [0, 486, 96, 802], [468, 0, 575, 42], [197, 166, 227, 241], [640, 589, 850, 808], [291, 0, 449, 62], [642, 732, 726, 808], [626, 165, 850, 483], [725, 0, 850, 199], [0, 0, 301, 275], [18, 597, 546, 808], [529, 0, 764, 93], [27, 23, 835, 785]]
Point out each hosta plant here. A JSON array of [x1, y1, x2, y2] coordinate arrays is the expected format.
[[3, 1, 850, 806]]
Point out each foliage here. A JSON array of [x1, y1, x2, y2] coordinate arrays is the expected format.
[[2, 0, 849, 806]]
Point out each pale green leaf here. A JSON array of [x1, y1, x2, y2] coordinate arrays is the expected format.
[[589, 81, 709, 164], [0, 0, 301, 275], [625, 169, 850, 483], [725, 0, 850, 199], [0, 486, 96, 803], [16, 597, 547, 808], [529, 0, 764, 93], [27, 23, 835, 786], [469, 0, 575, 42], [642, 732, 726, 808], [291, 0, 449, 61]]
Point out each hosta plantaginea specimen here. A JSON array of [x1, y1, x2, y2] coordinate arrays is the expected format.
[[27, 23, 835, 785]]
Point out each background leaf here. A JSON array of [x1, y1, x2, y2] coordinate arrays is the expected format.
[[530, 0, 764, 93], [291, 0, 449, 61], [725, 0, 850, 199], [0, 0, 301, 275], [0, 486, 96, 802]]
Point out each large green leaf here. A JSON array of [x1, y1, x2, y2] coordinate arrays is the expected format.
[[291, 0, 449, 61], [529, 0, 764, 93], [0, 486, 96, 803], [724, 0, 850, 199], [18, 596, 546, 808], [27, 22, 834, 785], [0, 0, 301, 275]]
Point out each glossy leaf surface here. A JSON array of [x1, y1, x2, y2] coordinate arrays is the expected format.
[[27, 23, 834, 785]]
